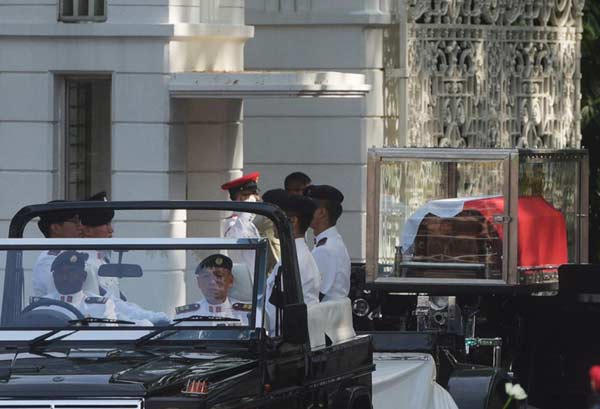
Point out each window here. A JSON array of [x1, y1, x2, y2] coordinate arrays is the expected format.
[[64, 78, 111, 200], [366, 149, 588, 288], [59, 0, 106, 22]]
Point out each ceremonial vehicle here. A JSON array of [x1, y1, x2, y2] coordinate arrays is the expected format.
[[351, 148, 593, 409], [0, 201, 373, 409]]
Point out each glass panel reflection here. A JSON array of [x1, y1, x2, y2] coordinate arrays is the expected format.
[[378, 159, 505, 280]]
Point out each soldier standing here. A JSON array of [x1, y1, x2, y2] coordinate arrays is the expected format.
[[265, 194, 320, 335], [221, 172, 261, 271], [284, 172, 312, 196], [305, 185, 351, 301]]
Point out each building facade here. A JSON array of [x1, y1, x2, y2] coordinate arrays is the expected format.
[[0, 0, 585, 307], [244, 0, 584, 261], [0, 0, 251, 311]]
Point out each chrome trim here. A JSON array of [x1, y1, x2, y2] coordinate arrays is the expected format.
[[0, 400, 142, 409]]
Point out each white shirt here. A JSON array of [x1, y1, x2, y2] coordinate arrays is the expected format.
[[223, 213, 260, 271], [174, 298, 249, 326], [265, 237, 321, 334], [32, 251, 100, 297], [40, 290, 117, 321], [84, 250, 120, 298], [84, 250, 169, 325], [312, 226, 351, 301], [33, 250, 168, 325]]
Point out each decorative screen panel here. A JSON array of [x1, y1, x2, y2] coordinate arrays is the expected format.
[[385, 0, 584, 150]]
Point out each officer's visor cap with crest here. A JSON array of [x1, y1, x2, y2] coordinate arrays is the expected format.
[[195, 254, 233, 274], [80, 191, 115, 227], [220, 172, 260, 200], [51, 251, 89, 272]]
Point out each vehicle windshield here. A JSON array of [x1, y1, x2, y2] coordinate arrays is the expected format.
[[0, 238, 268, 344]]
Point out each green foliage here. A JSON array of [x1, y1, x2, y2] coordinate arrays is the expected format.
[[581, 1, 600, 262]]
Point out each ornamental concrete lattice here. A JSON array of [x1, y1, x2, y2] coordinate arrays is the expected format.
[[384, 0, 584, 149]]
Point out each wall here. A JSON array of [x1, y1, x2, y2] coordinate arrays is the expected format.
[[244, 1, 391, 262], [0, 0, 250, 312]]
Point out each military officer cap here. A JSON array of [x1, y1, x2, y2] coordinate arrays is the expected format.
[[281, 195, 317, 218], [221, 172, 260, 200], [51, 251, 89, 272], [196, 254, 233, 274], [80, 191, 115, 227], [37, 200, 80, 237], [304, 184, 344, 203], [262, 188, 289, 209]]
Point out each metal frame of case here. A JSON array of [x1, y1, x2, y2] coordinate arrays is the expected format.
[[366, 148, 588, 292]]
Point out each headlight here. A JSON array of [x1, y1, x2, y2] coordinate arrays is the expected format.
[[352, 298, 370, 317]]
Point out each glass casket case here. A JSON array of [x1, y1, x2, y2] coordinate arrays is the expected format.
[[366, 149, 588, 290]]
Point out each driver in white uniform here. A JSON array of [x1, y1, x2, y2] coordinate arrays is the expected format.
[[174, 254, 250, 325], [40, 251, 117, 321]]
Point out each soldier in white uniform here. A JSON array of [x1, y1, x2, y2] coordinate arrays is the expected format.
[[174, 254, 250, 325], [221, 172, 261, 271], [284, 172, 312, 196], [80, 193, 170, 326], [305, 185, 351, 301], [39, 251, 117, 321], [32, 203, 100, 296], [265, 194, 320, 335]]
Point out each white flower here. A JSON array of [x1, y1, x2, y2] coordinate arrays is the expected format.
[[505, 382, 528, 400]]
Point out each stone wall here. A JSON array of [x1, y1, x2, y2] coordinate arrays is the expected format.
[[388, 0, 584, 149]]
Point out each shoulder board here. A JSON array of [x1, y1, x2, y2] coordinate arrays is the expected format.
[[48, 250, 61, 255], [232, 303, 252, 312], [316, 237, 328, 247], [176, 303, 200, 314], [29, 296, 43, 303], [85, 296, 108, 304]]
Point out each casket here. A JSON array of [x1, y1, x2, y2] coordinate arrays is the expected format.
[[400, 196, 568, 279]]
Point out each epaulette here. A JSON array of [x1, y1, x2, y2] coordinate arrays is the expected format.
[[48, 250, 61, 255], [316, 237, 328, 247], [85, 296, 108, 304], [232, 303, 252, 312], [176, 303, 200, 314], [29, 296, 43, 303]]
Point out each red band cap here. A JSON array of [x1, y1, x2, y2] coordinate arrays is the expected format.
[[221, 172, 260, 191]]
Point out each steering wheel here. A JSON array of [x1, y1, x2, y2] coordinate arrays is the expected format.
[[20, 298, 86, 323]]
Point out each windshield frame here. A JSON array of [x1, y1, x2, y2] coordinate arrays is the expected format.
[[0, 238, 268, 345]]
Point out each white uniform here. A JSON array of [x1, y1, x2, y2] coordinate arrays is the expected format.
[[223, 213, 260, 271], [174, 298, 250, 326], [84, 250, 169, 325], [40, 290, 117, 321], [265, 237, 320, 334], [311, 226, 351, 301], [84, 250, 120, 298], [32, 251, 100, 297]]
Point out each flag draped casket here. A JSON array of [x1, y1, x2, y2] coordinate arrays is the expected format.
[[401, 196, 567, 276]]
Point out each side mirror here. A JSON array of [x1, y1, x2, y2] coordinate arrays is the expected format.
[[98, 263, 143, 278]]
